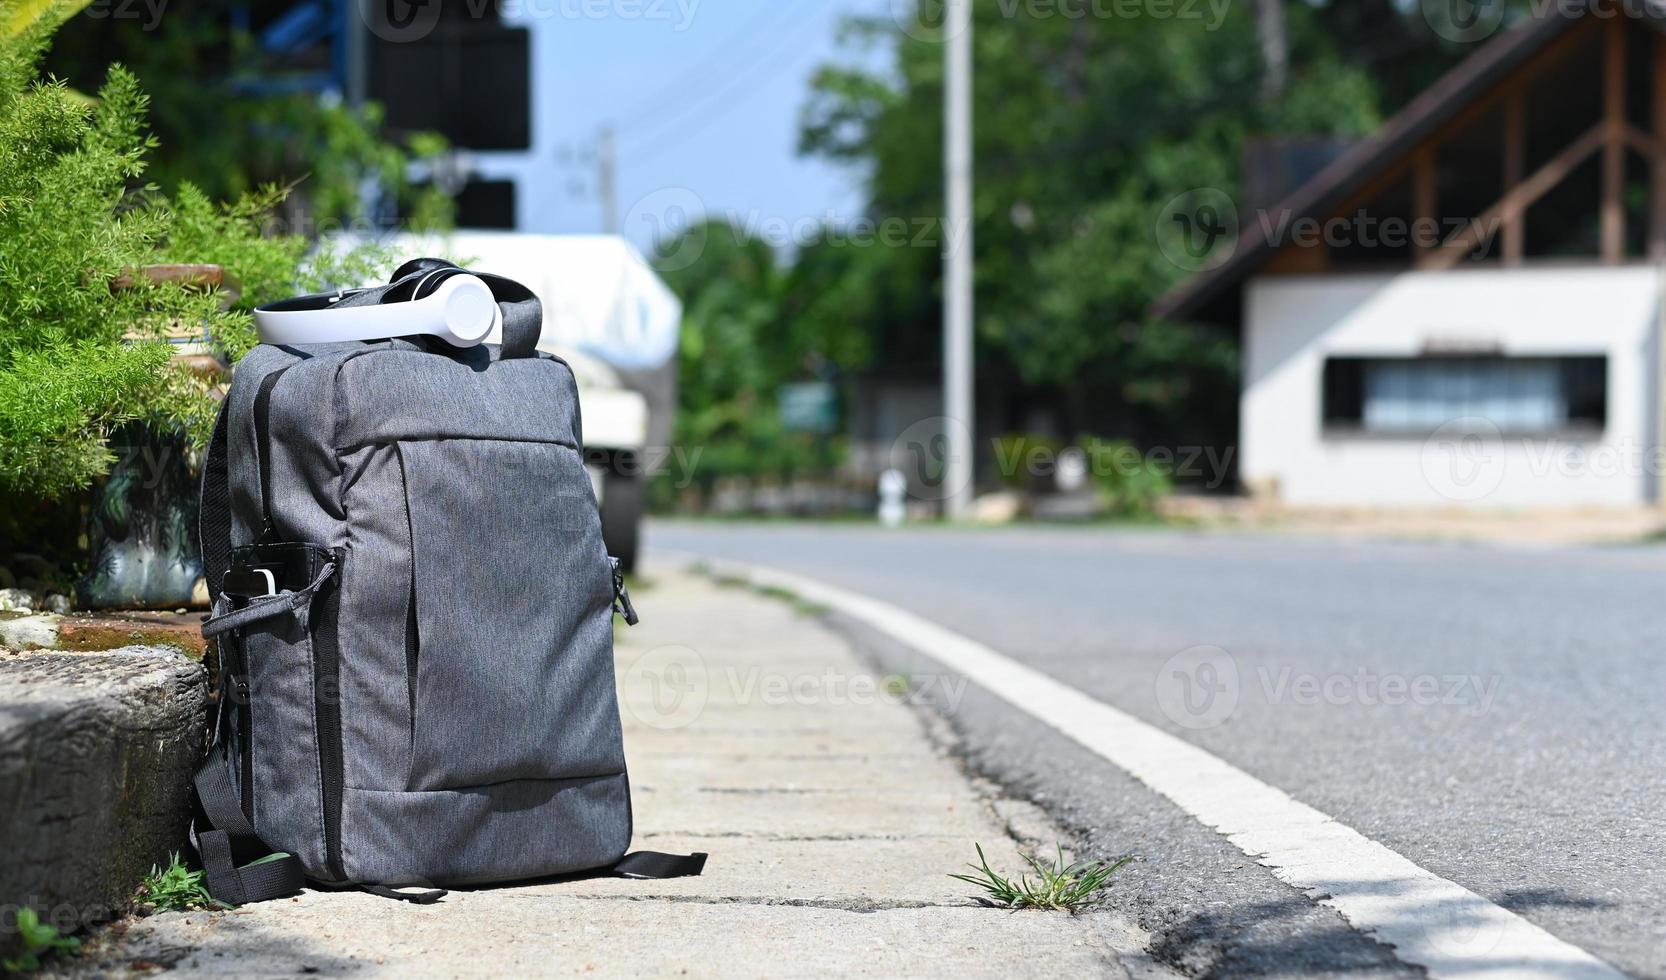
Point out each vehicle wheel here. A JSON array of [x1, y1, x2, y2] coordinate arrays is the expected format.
[[601, 470, 644, 573]]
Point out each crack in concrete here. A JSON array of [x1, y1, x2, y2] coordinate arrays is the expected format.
[[560, 894, 967, 914]]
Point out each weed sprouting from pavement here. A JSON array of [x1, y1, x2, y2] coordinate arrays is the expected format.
[[950, 843, 1132, 912], [136, 852, 222, 912], [1, 907, 80, 973]]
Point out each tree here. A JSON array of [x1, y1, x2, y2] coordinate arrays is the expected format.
[[651, 221, 882, 504], [797, 3, 1431, 450], [45, 0, 452, 231]]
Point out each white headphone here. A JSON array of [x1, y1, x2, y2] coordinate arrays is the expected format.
[[254, 266, 504, 349]]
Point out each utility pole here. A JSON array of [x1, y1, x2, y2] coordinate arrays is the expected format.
[[599, 125, 620, 235], [943, 0, 974, 519]]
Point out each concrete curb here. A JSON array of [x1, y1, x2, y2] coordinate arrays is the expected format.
[[0, 648, 207, 942]]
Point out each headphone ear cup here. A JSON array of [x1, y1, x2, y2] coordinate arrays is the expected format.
[[389, 257, 459, 283]]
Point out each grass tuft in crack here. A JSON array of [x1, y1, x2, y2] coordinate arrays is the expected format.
[[136, 852, 224, 912], [950, 843, 1132, 912], [1, 907, 79, 974]]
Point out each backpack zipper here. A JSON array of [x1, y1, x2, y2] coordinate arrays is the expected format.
[[611, 558, 639, 626]]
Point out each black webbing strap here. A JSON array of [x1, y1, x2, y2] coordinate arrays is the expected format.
[[362, 884, 447, 904], [192, 748, 305, 906], [613, 851, 708, 879], [199, 400, 233, 600]]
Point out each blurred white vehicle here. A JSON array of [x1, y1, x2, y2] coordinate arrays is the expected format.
[[339, 232, 682, 570]]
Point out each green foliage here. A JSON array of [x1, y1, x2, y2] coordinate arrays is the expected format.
[[990, 434, 1063, 490], [0, 0, 90, 40], [46, 5, 453, 229], [136, 852, 219, 912], [949, 843, 1133, 913], [791, 2, 1492, 450], [643, 3, 1495, 505], [652, 222, 870, 504], [0, 20, 389, 500], [1, 907, 80, 974], [1079, 437, 1173, 519]]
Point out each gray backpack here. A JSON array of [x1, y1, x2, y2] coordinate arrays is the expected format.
[[192, 261, 704, 904]]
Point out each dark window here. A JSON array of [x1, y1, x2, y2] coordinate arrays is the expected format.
[[452, 180, 517, 229], [369, 23, 531, 151], [1321, 356, 1607, 435]]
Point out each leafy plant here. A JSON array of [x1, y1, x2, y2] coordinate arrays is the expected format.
[[1079, 437, 1174, 520], [135, 852, 219, 913], [46, 3, 454, 230], [0, 0, 89, 40], [0, 17, 390, 501], [650, 222, 871, 510], [991, 434, 1065, 491], [1, 907, 79, 974], [949, 843, 1132, 913]]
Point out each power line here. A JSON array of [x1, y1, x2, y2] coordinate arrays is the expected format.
[[612, 1, 802, 130], [620, 8, 836, 167]]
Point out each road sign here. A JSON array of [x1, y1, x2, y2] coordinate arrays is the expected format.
[[778, 382, 837, 434]]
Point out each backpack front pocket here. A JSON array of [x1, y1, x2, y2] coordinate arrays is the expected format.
[[395, 438, 626, 792]]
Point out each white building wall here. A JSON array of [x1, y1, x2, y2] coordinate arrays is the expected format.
[[1242, 267, 1662, 508]]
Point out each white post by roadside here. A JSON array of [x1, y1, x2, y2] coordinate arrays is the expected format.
[[943, 0, 975, 519]]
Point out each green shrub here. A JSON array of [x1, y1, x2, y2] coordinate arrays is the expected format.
[[1079, 437, 1173, 519], [0, 20, 386, 500], [991, 433, 1065, 490]]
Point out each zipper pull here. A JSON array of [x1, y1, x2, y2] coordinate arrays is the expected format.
[[610, 557, 640, 626]]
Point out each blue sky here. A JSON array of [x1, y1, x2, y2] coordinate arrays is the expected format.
[[484, 0, 888, 249]]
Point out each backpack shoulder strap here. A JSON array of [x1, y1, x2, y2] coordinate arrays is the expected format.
[[193, 742, 306, 905], [198, 397, 233, 600], [612, 851, 708, 879]]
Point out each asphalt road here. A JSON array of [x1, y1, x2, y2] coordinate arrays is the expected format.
[[648, 521, 1666, 979]]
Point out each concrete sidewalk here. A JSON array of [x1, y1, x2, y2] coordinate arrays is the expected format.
[[66, 565, 1142, 978]]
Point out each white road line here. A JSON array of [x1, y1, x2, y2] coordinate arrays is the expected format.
[[682, 555, 1628, 980]]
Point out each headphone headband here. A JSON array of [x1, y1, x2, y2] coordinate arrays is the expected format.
[[253, 259, 542, 358]]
